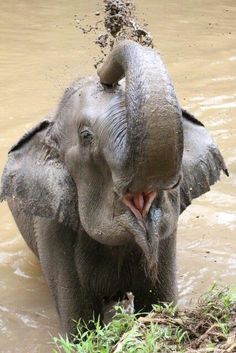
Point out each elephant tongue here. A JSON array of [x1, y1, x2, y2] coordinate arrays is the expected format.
[[133, 193, 144, 213], [122, 191, 157, 220]]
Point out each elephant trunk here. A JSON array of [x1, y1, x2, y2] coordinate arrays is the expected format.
[[98, 40, 183, 195]]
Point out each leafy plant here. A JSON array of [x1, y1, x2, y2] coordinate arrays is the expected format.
[[52, 285, 236, 353]]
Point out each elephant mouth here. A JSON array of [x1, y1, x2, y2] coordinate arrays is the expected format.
[[122, 191, 157, 220]]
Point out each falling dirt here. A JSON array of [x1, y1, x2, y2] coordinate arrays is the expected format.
[[75, 0, 153, 68]]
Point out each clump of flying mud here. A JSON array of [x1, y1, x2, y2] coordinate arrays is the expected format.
[[97, 0, 153, 49], [74, 0, 153, 68]]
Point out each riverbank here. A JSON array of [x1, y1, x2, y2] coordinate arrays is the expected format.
[[53, 285, 236, 353]]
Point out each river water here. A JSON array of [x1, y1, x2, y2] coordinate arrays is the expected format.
[[0, 1, 235, 352]]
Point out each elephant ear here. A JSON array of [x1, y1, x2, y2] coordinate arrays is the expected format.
[[0, 120, 79, 230], [180, 109, 228, 213]]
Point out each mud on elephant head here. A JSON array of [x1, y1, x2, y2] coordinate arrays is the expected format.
[[0, 40, 228, 331]]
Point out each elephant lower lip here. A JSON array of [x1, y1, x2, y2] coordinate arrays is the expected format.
[[122, 191, 157, 220]]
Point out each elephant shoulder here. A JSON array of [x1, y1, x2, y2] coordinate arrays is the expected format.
[[180, 109, 228, 213], [0, 119, 79, 231]]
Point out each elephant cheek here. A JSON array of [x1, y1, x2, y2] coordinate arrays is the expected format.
[[64, 146, 80, 177], [78, 204, 132, 246]]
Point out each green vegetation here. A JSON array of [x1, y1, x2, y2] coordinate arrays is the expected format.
[[52, 285, 236, 353]]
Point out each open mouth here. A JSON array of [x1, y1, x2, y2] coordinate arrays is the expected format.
[[122, 191, 157, 220]]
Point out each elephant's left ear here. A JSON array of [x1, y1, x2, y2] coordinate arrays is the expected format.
[[180, 109, 228, 213], [0, 120, 79, 230]]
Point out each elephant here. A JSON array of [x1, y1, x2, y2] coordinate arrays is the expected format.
[[0, 40, 228, 336]]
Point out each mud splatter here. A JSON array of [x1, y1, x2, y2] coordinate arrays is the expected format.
[[74, 0, 153, 68], [102, 0, 153, 48]]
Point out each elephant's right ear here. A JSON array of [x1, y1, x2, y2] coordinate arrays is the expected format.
[[180, 109, 228, 213], [0, 120, 79, 230]]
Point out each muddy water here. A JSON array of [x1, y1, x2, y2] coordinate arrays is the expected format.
[[0, 1, 235, 352]]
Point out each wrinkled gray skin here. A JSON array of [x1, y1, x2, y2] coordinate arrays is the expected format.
[[0, 40, 227, 336]]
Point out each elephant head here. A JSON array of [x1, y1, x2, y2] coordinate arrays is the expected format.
[[0, 40, 227, 278]]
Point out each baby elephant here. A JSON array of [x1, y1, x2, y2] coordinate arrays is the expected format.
[[0, 40, 227, 335]]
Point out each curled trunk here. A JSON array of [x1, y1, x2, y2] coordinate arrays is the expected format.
[[98, 40, 183, 194]]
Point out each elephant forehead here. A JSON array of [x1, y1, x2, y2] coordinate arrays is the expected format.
[[78, 85, 126, 127]]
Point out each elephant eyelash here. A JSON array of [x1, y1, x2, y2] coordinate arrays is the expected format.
[[168, 174, 182, 190]]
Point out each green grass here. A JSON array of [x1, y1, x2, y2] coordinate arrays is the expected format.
[[52, 285, 236, 353]]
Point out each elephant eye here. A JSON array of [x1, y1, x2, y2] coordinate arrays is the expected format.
[[79, 128, 93, 145]]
